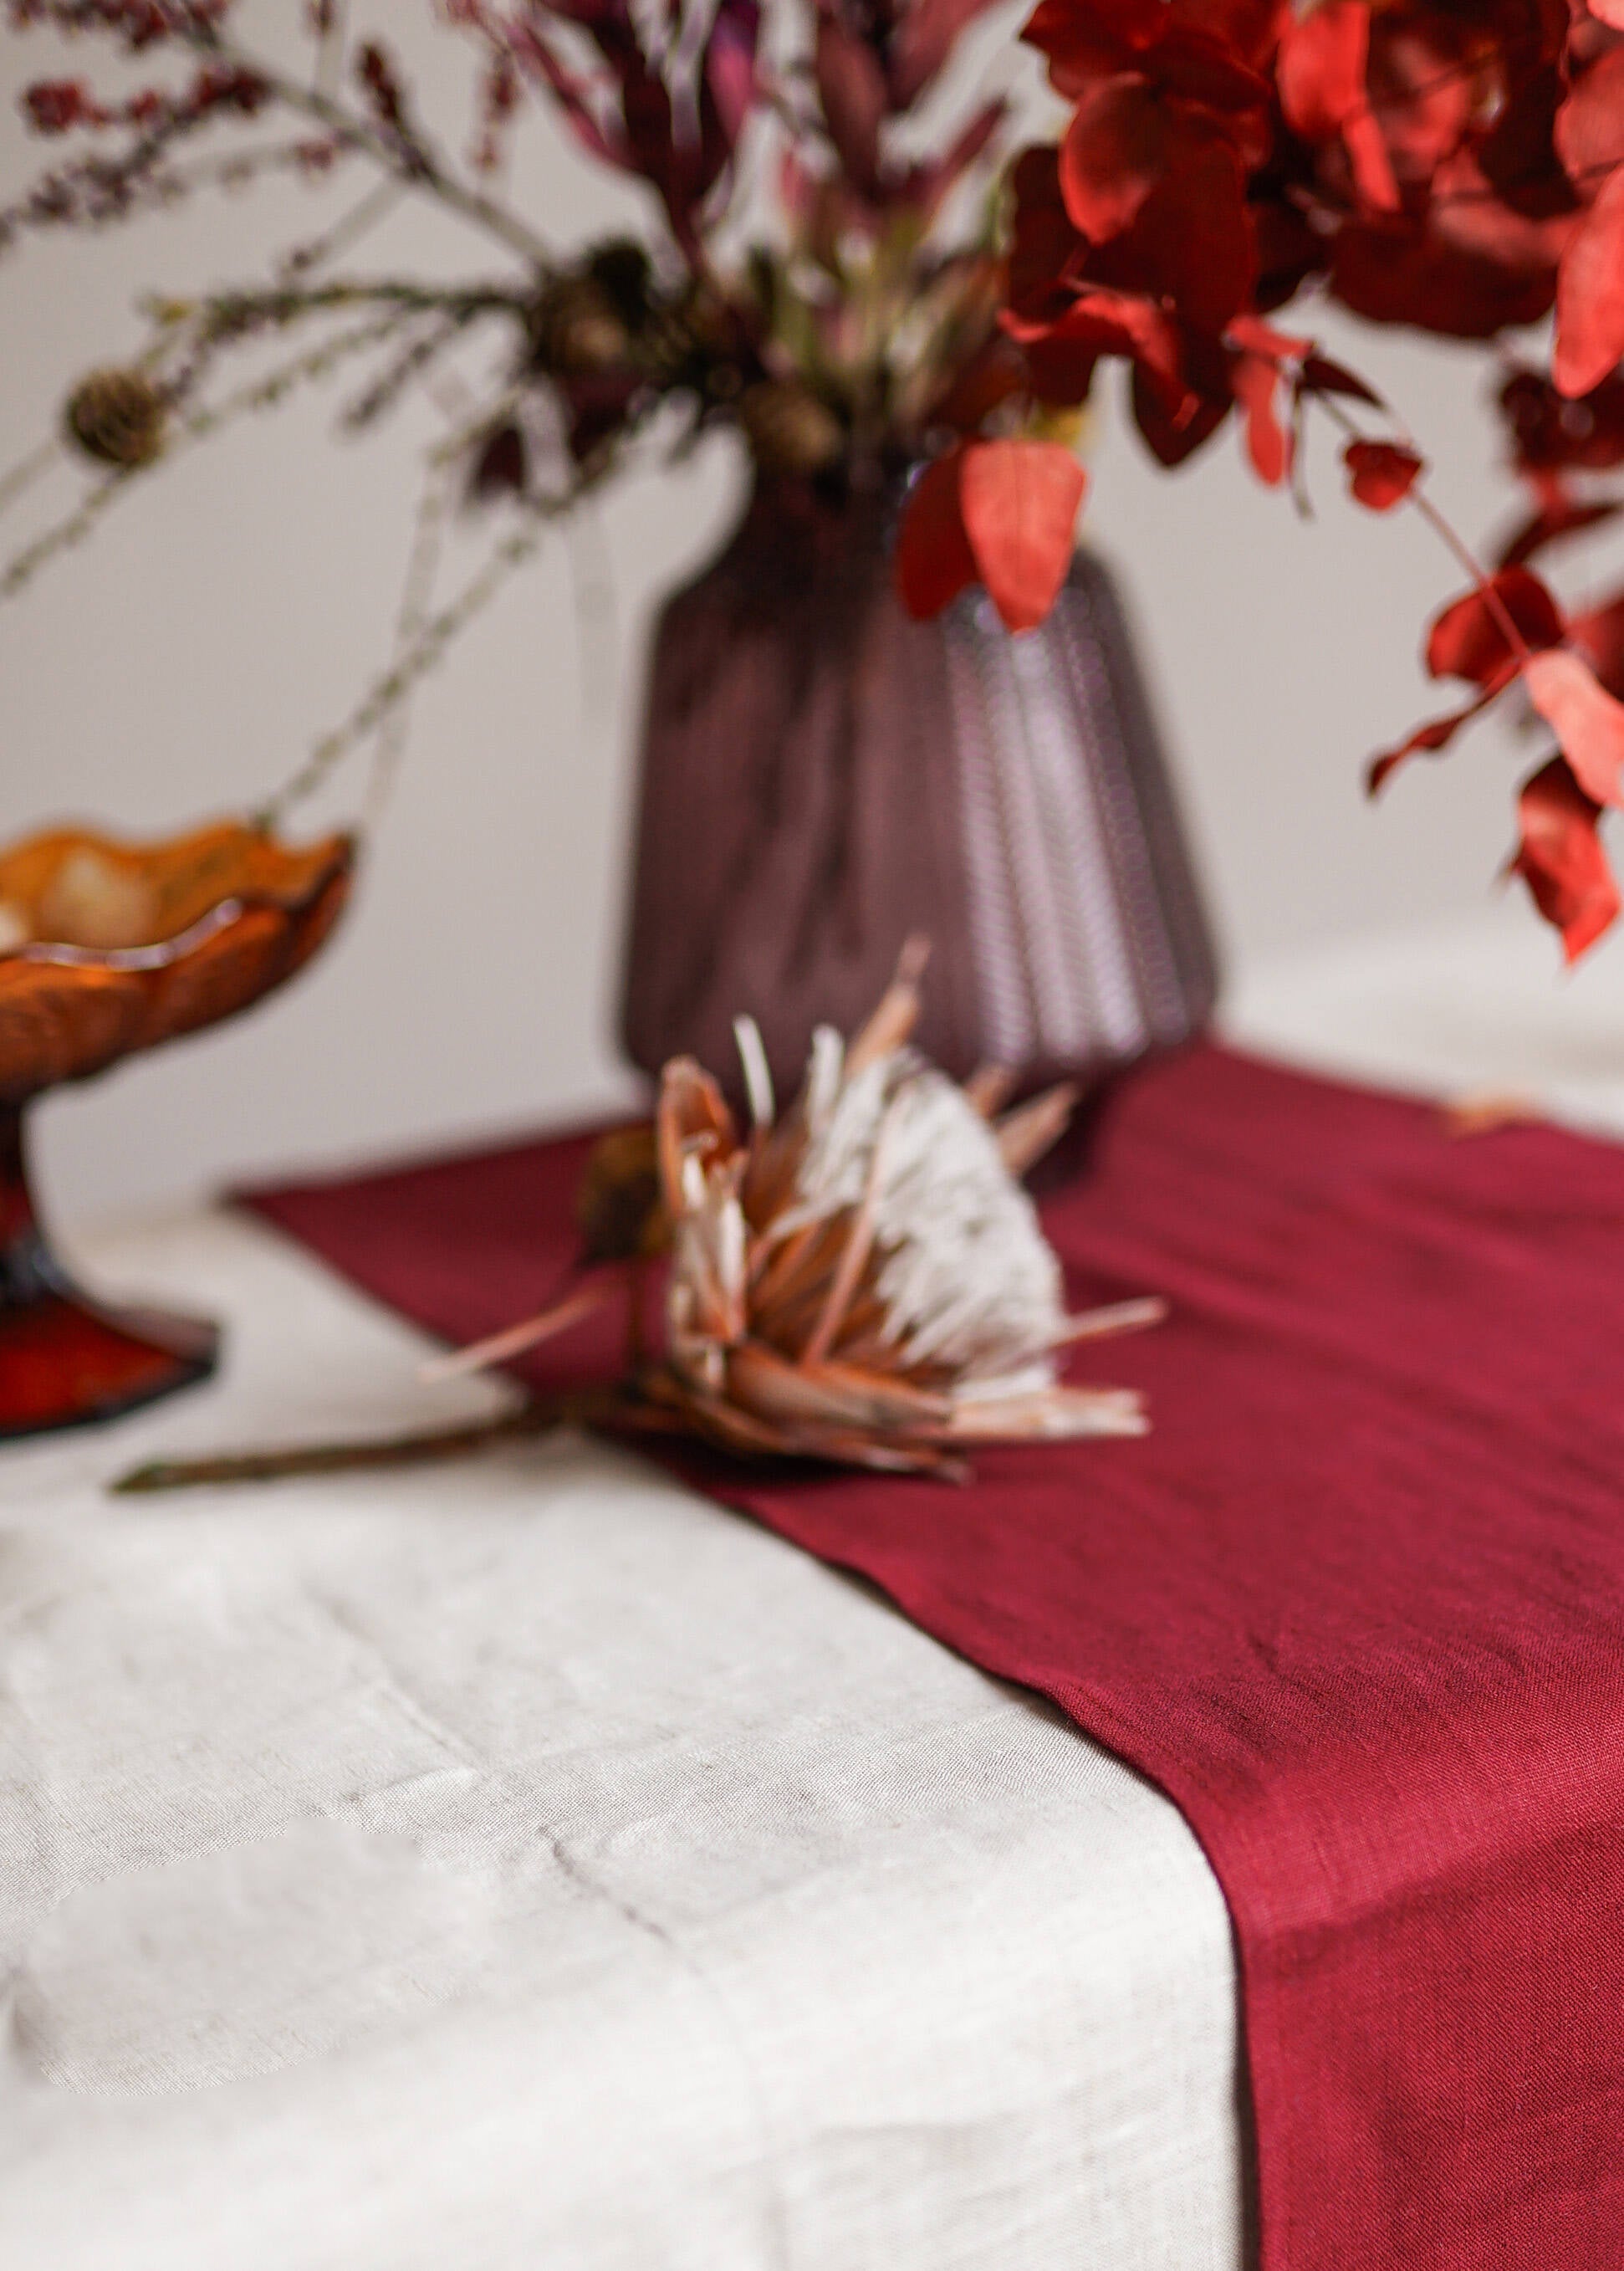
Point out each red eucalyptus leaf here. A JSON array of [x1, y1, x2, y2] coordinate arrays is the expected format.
[[1344, 437, 1423, 510], [1476, 59, 1570, 220], [1497, 495, 1624, 570], [1107, 130, 1257, 332], [1298, 351, 1385, 407], [1499, 366, 1624, 474], [1333, 224, 1557, 338], [1341, 105, 1402, 213], [1427, 568, 1565, 685], [1554, 48, 1624, 187], [1174, 0, 1290, 73], [1277, 0, 1367, 139], [1024, 0, 1168, 97], [1367, 13, 1479, 188], [959, 439, 1089, 632], [1555, 166, 1624, 400], [896, 450, 978, 619], [1523, 649, 1624, 806], [1571, 594, 1624, 698], [1366, 686, 1499, 795], [1131, 358, 1232, 463], [1059, 74, 1168, 243], [1509, 754, 1621, 961], [1232, 350, 1291, 483], [1228, 310, 1312, 360], [1143, 34, 1273, 164], [1277, 0, 1398, 209], [1005, 284, 1186, 402]]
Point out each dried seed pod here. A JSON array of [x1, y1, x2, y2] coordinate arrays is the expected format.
[[633, 280, 735, 387], [534, 277, 631, 376], [586, 238, 654, 330], [64, 367, 168, 469], [738, 381, 845, 476]]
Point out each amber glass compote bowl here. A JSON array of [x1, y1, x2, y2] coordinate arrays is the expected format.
[[0, 820, 353, 1439]]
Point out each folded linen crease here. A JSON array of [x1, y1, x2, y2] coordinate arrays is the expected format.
[[252, 1042, 1624, 2271]]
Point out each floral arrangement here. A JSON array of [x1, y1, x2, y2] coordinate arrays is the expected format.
[[3, 0, 1623, 954]]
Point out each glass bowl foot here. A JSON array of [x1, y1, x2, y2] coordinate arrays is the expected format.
[[0, 1101, 218, 1441], [0, 1283, 217, 1440]]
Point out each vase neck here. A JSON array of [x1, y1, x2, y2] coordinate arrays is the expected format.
[[730, 469, 907, 585]]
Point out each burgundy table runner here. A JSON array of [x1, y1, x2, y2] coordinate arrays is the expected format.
[[248, 1042, 1624, 2270]]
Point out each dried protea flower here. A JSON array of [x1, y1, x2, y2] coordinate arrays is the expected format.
[[645, 947, 1162, 1476], [433, 954, 1162, 1476], [738, 380, 845, 477], [64, 367, 168, 468]]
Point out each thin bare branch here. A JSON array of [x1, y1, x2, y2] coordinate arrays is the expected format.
[[181, 16, 556, 271]]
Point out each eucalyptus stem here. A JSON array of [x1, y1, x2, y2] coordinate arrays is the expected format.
[[1312, 384, 1533, 665]]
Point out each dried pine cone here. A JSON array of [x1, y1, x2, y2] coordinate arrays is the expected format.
[[64, 368, 168, 468], [738, 381, 845, 477], [534, 277, 631, 377]]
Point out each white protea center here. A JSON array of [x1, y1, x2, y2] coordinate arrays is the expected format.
[[789, 1037, 1068, 1385]]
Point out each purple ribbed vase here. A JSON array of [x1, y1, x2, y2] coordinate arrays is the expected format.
[[620, 480, 1218, 1101]]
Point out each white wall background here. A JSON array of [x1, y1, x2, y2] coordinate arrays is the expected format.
[[0, 3, 1584, 1234]]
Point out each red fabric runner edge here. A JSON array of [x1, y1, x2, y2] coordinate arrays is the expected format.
[[244, 1041, 1624, 2271]]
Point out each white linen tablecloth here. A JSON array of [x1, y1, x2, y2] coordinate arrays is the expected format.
[[3, 899, 1621, 2271]]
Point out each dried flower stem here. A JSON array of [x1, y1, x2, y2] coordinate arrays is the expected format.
[[313, 0, 349, 101], [0, 466, 134, 599], [110, 1390, 612, 1494], [171, 276, 534, 334], [279, 173, 404, 280], [257, 492, 575, 824], [0, 432, 63, 521], [179, 305, 419, 433], [0, 305, 421, 602], [181, 17, 555, 273], [363, 450, 457, 826]]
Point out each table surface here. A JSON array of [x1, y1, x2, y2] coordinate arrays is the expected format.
[[3, 901, 1621, 2271]]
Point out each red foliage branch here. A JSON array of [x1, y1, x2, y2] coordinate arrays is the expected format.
[[900, 0, 1624, 959]]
